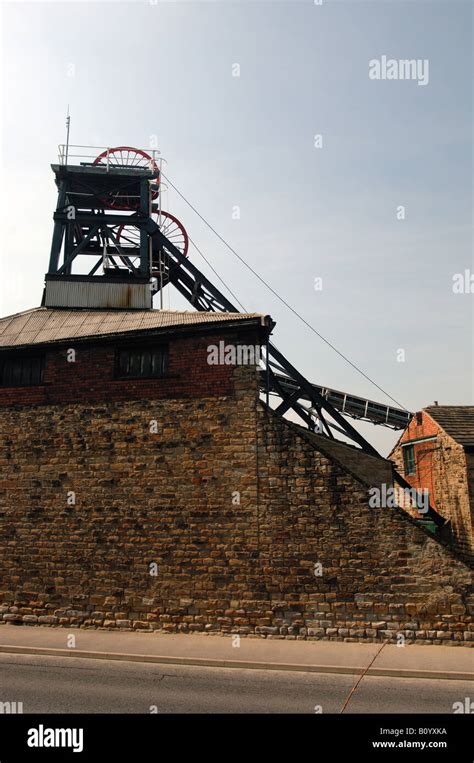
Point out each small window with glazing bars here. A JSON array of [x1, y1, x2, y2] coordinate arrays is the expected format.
[[403, 444, 416, 476], [0, 354, 45, 386], [116, 345, 168, 379]]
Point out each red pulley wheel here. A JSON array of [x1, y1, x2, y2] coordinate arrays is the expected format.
[[117, 210, 189, 258], [92, 146, 160, 209]]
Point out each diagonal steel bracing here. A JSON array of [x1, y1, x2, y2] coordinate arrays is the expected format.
[[145, 219, 444, 527]]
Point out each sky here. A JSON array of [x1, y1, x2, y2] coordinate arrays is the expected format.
[[0, 0, 472, 455]]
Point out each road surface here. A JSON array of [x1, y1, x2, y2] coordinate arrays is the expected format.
[[0, 653, 471, 714]]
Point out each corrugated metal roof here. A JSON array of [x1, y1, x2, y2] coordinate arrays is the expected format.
[[0, 307, 268, 348], [424, 406, 474, 447]]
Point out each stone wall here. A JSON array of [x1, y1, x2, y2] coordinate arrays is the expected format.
[[0, 332, 472, 643], [465, 451, 474, 549], [255, 412, 473, 644], [0, 347, 260, 632]]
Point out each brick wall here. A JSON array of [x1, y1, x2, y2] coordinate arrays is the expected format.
[[390, 412, 474, 561], [0, 333, 472, 643], [389, 412, 439, 508], [0, 328, 258, 407]]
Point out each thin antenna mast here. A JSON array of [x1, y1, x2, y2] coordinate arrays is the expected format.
[[65, 106, 71, 165]]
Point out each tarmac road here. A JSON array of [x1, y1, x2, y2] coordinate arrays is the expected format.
[[0, 653, 471, 714]]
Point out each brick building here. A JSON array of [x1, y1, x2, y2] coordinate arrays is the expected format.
[[0, 306, 473, 644], [390, 407, 474, 562]]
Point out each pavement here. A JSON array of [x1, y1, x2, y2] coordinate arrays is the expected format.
[[0, 624, 472, 680]]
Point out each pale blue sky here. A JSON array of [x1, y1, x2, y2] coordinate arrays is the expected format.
[[0, 0, 472, 454]]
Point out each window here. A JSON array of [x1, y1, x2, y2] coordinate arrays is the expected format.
[[403, 444, 416, 476], [116, 346, 168, 379], [0, 354, 45, 386]]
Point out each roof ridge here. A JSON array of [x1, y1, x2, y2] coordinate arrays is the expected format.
[[0, 306, 259, 319], [425, 405, 474, 409]]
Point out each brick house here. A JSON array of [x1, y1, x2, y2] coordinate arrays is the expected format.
[[389, 407, 474, 562], [0, 307, 473, 644]]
